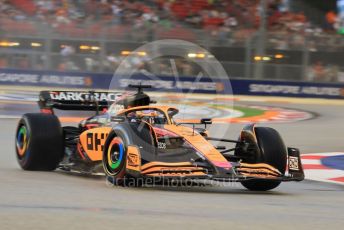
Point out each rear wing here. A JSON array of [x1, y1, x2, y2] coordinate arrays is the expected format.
[[38, 90, 121, 113]]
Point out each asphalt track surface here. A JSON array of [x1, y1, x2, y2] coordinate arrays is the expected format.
[[0, 99, 344, 229]]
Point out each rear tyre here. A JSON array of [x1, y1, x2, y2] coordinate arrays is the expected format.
[[15, 113, 64, 171], [103, 122, 155, 186], [241, 127, 287, 191]]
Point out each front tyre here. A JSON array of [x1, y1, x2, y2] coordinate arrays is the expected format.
[[241, 127, 287, 191], [15, 113, 64, 171], [103, 122, 155, 187], [103, 131, 127, 185]]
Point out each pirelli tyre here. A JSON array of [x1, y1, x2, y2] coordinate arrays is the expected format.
[[15, 113, 64, 171], [241, 127, 287, 191], [103, 122, 155, 187]]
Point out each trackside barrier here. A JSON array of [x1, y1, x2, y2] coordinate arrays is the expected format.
[[0, 68, 344, 99]]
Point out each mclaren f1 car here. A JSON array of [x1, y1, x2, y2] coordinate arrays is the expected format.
[[15, 85, 304, 191]]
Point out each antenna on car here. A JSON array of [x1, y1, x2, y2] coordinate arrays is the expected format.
[[128, 84, 152, 94]]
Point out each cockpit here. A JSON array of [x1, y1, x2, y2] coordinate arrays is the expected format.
[[116, 107, 179, 125], [126, 109, 167, 124]]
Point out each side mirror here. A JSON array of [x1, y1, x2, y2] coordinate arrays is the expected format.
[[111, 116, 126, 123], [201, 118, 212, 125]]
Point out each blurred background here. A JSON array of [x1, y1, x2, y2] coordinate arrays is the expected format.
[[1, 3, 344, 227], [0, 0, 343, 82]]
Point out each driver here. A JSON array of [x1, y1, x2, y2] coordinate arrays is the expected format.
[[126, 110, 167, 125]]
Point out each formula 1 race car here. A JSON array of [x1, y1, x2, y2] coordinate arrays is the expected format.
[[15, 85, 304, 191]]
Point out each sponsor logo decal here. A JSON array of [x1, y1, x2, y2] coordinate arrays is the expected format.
[[119, 79, 220, 92], [49, 92, 120, 101], [158, 142, 167, 149], [0, 72, 91, 86], [289, 156, 299, 170], [249, 84, 342, 97], [86, 132, 109, 151], [127, 153, 140, 167]]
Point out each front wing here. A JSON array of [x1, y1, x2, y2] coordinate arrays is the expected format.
[[125, 147, 305, 183]]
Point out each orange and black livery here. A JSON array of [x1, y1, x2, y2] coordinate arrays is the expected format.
[[15, 85, 304, 191]]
